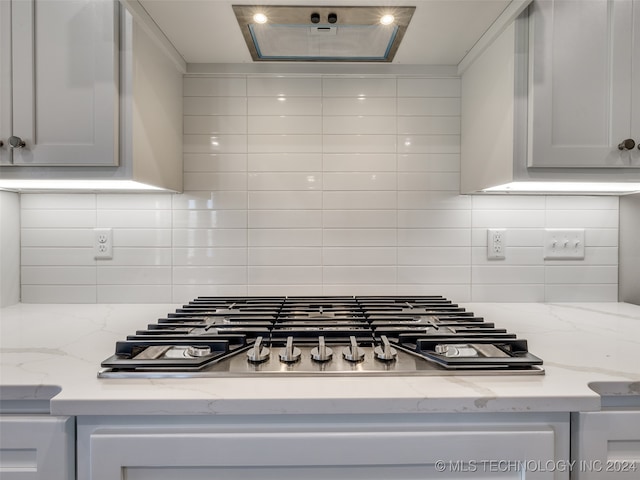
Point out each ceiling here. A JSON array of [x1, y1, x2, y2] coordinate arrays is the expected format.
[[138, 0, 512, 65]]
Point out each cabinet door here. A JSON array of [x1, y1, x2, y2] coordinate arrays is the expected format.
[[86, 426, 556, 480], [10, 0, 118, 166], [528, 0, 638, 168], [0, 415, 75, 480], [572, 411, 640, 479]]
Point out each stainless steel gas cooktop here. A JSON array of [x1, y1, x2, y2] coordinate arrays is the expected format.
[[99, 296, 544, 378]]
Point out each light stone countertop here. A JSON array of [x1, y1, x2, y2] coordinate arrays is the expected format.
[[1, 302, 639, 416]]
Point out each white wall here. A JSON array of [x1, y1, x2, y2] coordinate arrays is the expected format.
[[0, 190, 20, 306], [18, 75, 619, 303], [619, 193, 640, 304]]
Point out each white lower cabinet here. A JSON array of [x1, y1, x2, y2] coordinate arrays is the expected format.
[[571, 410, 640, 479], [0, 415, 75, 480], [78, 413, 569, 480]]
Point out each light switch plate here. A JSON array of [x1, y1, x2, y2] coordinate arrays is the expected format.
[[544, 229, 584, 260]]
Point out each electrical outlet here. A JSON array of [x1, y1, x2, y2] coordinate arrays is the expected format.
[[94, 228, 113, 260], [544, 229, 585, 259], [487, 229, 506, 260]]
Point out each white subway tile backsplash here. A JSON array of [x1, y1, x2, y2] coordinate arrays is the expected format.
[[323, 154, 396, 172], [323, 135, 396, 153], [322, 191, 396, 210], [544, 284, 618, 302], [248, 173, 322, 191], [472, 210, 545, 228], [323, 247, 397, 266], [398, 247, 471, 265], [398, 135, 461, 154], [249, 229, 322, 247], [173, 210, 247, 229], [398, 172, 460, 191], [322, 78, 396, 97], [21, 193, 96, 209], [249, 247, 322, 266], [397, 266, 470, 284], [546, 210, 619, 228], [98, 210, 171, 229], [546, 195, 619, 210], [183, 173, 247, 191], [249, 191, 322, 210], [471, 247, 543, 265], [323, 116, 396, 135], [472, 196, 546, 210], [22, 285, 97, 303], [545, 266, 618, 284], [323, 97, 396, 116], [248, 153, 322, 172], [397, 97, 460, 116], [97, 266, 171, 285], [173, 192, 248, 210], [472, 285, 545, 302], [173, 266, 247, 285], [97, 194, 172, 210], [21, 247, 95, 266], [397, 191, 470, 209], [323, 229, 396, 247], [397, 229, 470, 247], [323, 266, 396, 284], [19, 73, 620, 303], [248, 116, 322, 135], [398, 154, 460, 172], [247, 77, 321, 97], [21, 229, 93, 247], [97, 285, 173, 303], [184, 116, 247, 134], [323, 172, 396, 191], [323, 210, 396, 228], [397, 116, 460, 135], [183, 154, 248, 173], [183, 134, 248, 154], [173, 248, 247, 266], [184, 77, 247, 97], [21, 210, 95, 228], [22, 266, 95, 285], [398, 210, 471, 228], [113, 229, 172, 247], [173, 229, 247, 247], [183, 96, 247, 115], [472, 266, 545, 284], [248, 134, 322, 153], [248, 210, 322, 229], [249, 266, 322, 284], [106, 248, 172, 266], [397, 78, 461, 97], [248, 97, 322, 116]]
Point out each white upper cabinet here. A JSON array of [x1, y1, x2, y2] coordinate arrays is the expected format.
[[1, 0, 118, 166], [529, 0, 640, 168]]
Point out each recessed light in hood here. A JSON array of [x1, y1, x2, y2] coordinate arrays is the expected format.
[[232, 5, 415, 62]]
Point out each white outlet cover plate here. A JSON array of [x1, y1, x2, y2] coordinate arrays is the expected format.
[[544, 229, 585, 260]]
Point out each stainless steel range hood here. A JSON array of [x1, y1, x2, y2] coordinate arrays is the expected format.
[[232, 5, 415, 62]]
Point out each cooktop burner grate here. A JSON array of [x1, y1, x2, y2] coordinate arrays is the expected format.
[[99, 296, 544, 378]]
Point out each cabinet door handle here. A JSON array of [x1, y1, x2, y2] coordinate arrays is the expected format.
[[618, 138, 636, 151], [8, 136, 26, 149], [0, 140, 3, 147]]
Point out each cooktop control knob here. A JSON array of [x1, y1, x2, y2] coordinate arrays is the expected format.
[[310, 336, 333, 362], [342, 336, 365, 363], [279, 336, 301, 363], [374, 335, 397, 361], [186, 345, 211, 358], [247, 336, 270, 363]]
